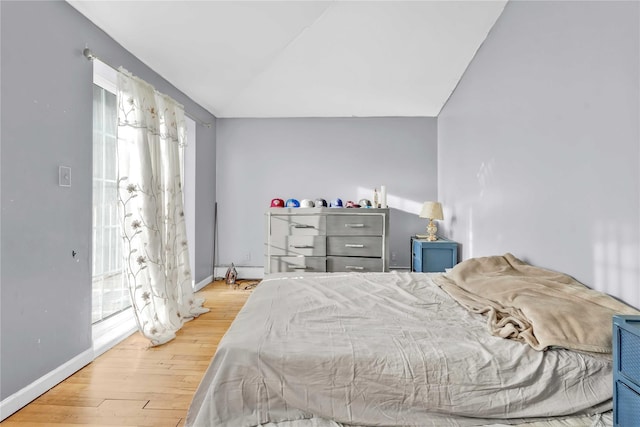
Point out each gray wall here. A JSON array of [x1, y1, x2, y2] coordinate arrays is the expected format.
[[0, 0, 216, 401], [216, 117, 437, 271], [438, 1, 640, 308], [194, 120, 216, 282]]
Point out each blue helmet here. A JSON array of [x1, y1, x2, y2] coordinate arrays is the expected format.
[[329, 198, 343, 208], [285, 198, 300, 208]]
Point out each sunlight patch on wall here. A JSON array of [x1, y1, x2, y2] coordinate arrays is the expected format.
[[356, 186, 423, 214], [593, 221, 640, 309]]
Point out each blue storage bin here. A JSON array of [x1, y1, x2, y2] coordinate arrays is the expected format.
[[613, 315, 640, 426], [616, 381, 640, 426], [620, 328, 640, 382]]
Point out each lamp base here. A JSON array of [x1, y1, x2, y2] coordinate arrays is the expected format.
[[426, 220, 438, 241]]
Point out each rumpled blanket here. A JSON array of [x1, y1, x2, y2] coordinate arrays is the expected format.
[[433, 253, 639, 353]]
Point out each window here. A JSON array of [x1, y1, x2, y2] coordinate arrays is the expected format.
[[92, 61, 129, 324]]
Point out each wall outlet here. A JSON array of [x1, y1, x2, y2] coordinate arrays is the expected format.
[[391, 251, 397, 261], [243, 252, 251, 263]]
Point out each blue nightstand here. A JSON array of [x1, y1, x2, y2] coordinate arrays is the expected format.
[[613, 315, 640, 426], [411, 237, 458, 273]]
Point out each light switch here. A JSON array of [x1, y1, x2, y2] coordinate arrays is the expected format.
[[59, 166, 71, 187]]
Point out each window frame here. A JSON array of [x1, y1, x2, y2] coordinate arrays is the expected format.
[[91, 59, 136, 357]]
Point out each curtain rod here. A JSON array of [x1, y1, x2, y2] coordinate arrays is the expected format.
[[83, 47, 213, 128]]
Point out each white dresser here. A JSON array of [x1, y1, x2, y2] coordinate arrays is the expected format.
[[265, 207, 389, 274]]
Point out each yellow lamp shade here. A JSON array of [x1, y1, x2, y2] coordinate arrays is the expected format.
[[419, 201, 443, 220]]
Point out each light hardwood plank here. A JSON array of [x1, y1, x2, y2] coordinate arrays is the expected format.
[[1, 280, 253, 426]]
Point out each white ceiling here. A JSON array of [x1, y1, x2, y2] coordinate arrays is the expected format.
[[67, 1, 507, 118]]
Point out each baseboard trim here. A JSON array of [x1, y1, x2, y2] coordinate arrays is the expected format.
[[211, 267, 411, 277], [214, 266, 264, 280], [92, 309, 138, 359], [194, 275, 214, 292], [0, 348, 93, 421]]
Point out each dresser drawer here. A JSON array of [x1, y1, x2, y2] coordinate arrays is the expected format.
[[326, 215, 383, 236], [269, 236, 326, 256], [327, 236, 382, 257], [620, 327, 640, 386], [269, 256, 326, 273], [270, 215, 326, 236], [616, 381, 640, 426], [327, 256, 383, 272]]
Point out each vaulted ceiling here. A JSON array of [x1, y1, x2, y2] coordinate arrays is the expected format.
[[68, 1, 507, 118]]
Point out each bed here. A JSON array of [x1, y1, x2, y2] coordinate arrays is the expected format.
[[186, 254, 638, 426]]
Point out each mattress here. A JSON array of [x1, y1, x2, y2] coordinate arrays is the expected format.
[[186, 272, 613, 427]]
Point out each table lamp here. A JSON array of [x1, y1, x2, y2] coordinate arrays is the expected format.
[[418, 201, 444, 241]]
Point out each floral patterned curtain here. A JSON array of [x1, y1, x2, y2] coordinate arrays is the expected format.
[[117, 69, 208, 346]]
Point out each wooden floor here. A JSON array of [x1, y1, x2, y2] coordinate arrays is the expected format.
[[1, 280, 256, 427]]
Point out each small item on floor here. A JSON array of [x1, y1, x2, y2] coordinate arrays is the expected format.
[[241, 281, 260, 291], [225, 263, 237, 286]]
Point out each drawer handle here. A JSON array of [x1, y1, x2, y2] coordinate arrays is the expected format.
[[291, 266, 308, 271], [345, 223, 365, 228], [291, 224, 313, 229], [345, 265, 365, 270], [345, 244, 364, 248], [290, 244, 313, 249]]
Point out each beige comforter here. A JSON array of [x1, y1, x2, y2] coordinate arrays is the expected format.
[[433, 253, 639, 353]]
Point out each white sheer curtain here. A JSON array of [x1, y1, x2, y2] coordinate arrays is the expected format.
[[116, 69, 208, 346]]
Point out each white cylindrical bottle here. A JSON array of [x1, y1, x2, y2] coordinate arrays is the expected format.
[[380, 185, 387, 208]]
